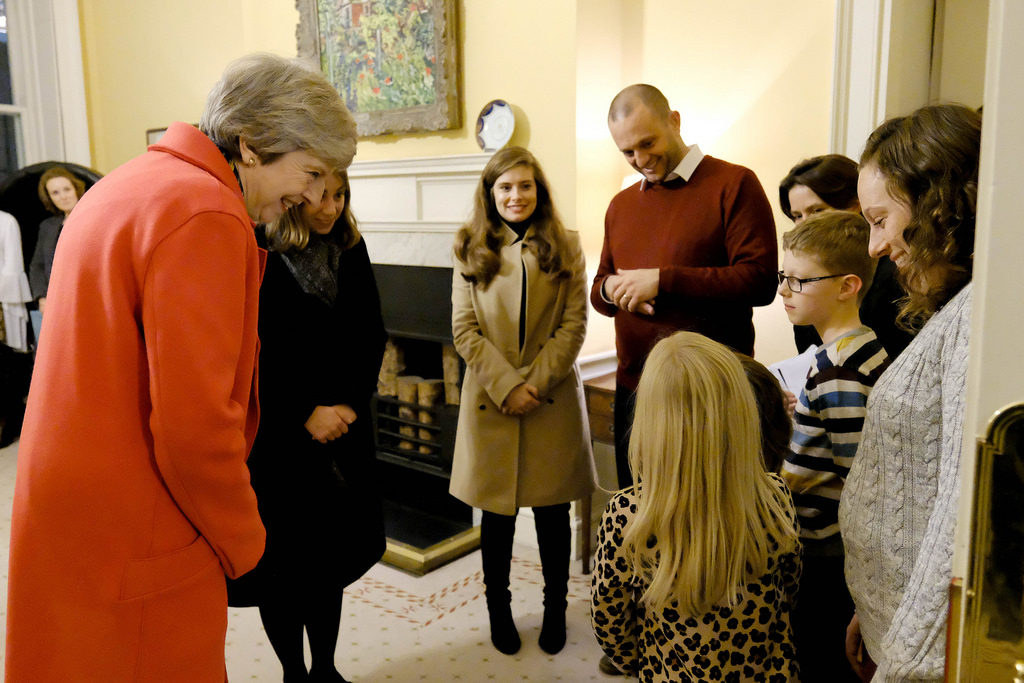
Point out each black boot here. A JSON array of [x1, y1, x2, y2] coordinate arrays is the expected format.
[[481, 511, 520, 655], [535, 503, 570, 655], [486, 597, 521, 655], [539, 602, 567, 655]]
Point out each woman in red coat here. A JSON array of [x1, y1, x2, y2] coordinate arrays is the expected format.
[[5, 54, 357, 682]]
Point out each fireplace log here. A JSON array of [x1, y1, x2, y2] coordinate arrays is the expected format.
[[397, 376, 422, 449], [377, 341, 405, 396], [442, 345, 461, 405], [416, 379, 443, 455], [417, 379, 443, 406]]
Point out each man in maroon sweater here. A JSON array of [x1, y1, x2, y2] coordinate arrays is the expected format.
[[591, 84, 777, 488]]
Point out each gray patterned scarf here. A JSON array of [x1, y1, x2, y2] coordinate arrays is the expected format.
[[280, 233, 342, 306]]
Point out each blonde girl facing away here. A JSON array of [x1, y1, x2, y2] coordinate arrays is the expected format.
[[592, 331, 802, 682]]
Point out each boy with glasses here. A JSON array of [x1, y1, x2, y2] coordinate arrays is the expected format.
[[777, 210, 891, 681]]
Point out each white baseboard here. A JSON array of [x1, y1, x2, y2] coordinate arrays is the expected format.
[[578, 350, 616, 381]]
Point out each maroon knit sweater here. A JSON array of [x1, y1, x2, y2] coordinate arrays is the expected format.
[[590, 155, 777, 390]]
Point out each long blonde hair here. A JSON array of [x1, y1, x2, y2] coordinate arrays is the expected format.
[[265, 170, 360, 252], [624, 332, 799, 615], [454, 146, 571, 287]]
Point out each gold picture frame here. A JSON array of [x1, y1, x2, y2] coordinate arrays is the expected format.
[[296, 0, 461, 138]]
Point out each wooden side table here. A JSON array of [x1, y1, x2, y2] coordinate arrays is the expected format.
[[584, 373, 616, 445]]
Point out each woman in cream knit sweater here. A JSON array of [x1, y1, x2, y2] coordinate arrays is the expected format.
[[839, 104, 981, 682]]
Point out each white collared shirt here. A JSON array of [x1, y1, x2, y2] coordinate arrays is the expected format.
[[639, 144, 704, 191]]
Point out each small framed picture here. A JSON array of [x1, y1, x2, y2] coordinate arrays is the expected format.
[[145, 128, 167, 146]]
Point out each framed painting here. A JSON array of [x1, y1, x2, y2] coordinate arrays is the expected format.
[[145, 128, 167, 146], [297, 0, 461, 137]]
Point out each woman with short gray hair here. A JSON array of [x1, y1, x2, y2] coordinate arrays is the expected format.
[[5, 53, 357, 682], [201, 52, 356, 180]]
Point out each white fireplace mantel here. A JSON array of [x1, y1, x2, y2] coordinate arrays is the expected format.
[[347, 153, 492, 267]]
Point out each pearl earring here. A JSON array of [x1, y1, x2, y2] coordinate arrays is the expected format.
[[247, 158, 256, 167]]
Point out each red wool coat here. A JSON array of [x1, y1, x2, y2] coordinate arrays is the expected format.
[[5, 122, 266, 682]]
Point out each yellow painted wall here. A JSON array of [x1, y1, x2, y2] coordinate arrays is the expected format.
[[78, 0, 835, 365], [575, 0, 836, 364], [937, 0, 987, 108], [79, 0, 300, 174], [78, 1, 577, 227]]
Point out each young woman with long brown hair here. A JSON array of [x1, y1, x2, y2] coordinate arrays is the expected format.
[[450, 146, 595, 657]]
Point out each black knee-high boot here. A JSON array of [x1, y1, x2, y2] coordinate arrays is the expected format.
[[534, 503, 570, 654], [480, 510, 520, 655]]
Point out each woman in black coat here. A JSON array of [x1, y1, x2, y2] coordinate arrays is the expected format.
[[228, 170, 387, 683]]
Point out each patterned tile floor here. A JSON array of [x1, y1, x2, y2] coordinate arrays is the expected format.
[[0, 442, 613, 681]]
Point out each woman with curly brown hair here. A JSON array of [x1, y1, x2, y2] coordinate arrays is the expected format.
[[839, 103, 981, 682], [450, 146, 595, 657]]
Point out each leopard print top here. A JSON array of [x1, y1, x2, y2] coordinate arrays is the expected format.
[[592, 475, 802, 682]]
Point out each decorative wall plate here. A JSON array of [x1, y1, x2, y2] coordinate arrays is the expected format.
[[475, 100, 515, 152]]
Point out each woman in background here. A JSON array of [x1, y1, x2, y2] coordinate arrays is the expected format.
[[450, 146, 594, 657], [229, 170, 386, 683], [592, 331, 801, 681], [28, 166, 85, 330], [840, 103, 981, 682], [780, 154, 913, 357]]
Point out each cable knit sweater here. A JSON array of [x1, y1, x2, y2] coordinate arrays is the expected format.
[[839, 284, 971, 681]]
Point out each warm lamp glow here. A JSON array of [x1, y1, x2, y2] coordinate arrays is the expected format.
[[681, 115, 732, 152], [621, 173, 641, 190], [576, 110, 612, 142]]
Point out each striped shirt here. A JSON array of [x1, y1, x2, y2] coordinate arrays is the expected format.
[[782, 326, 890, 540]]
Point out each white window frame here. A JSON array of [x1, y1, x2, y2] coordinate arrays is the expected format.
[[5, 0, 90, 167]]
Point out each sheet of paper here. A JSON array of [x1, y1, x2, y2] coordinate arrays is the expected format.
[[768, 344, 817, 396]]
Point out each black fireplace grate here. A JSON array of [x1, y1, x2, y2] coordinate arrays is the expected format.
[[372, 393, 458, 476]]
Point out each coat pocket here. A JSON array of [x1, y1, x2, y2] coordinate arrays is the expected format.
[[119, 535, 219, 601]]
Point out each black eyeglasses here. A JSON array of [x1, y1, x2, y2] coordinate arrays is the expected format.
[[777, 271, 846, 293]]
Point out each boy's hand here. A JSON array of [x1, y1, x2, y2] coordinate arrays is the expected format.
[[783, 390, 797, 417]]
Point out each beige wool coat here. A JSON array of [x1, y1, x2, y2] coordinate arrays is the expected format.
[[449, 226, 595, 516]]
